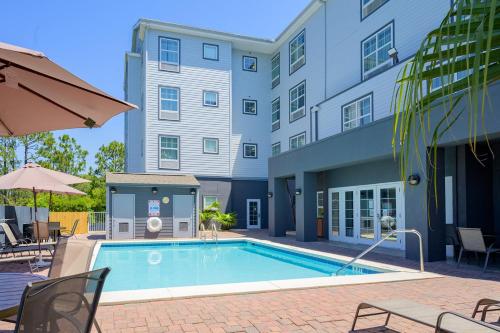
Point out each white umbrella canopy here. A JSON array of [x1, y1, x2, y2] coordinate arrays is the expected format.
[[0, 41, 136, 136]]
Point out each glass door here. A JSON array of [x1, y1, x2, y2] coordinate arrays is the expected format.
[[329, 190, 341, 240], [376, 184, 403, 248], [328, 188, 356, 243], [358, 188, 375, 245]]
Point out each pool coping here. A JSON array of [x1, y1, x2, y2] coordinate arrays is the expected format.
[[91, 237, 442, 305]]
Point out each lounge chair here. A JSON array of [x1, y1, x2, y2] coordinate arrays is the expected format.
[[11, 267, 110, 333], [59, 219, 79, 239], [0, 223, 55, 256], [352, 299, 500, 332], [0, 256, 36, 273], [457, 227, 500, 272], [473, 297, 500, 321]]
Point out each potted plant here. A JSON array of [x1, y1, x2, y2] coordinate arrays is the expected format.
[[200, 201, 237, 231]]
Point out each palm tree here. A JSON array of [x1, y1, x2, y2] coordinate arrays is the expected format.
[[392, 0, 500, 191]]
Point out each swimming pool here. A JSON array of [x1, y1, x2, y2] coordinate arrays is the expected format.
[[93, 239, 383, 292]]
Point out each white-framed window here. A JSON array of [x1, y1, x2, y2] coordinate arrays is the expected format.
[[159, 135, 179, 169], [242, 56, 257, 72], [316, 191, 324, 218], [203, 91, 218, 107], [272, 142, 281, 157], [243, 143, 257, 158], [159, 37, 180, 72], [342, 94, 373, 131], [243, 99, 257, 115], [289, 30, 305, 74], [362, 0, 389, 20], [159, 86, 180, 121], [430, 62, 469, 91], [362, 23, 393, 79], [289, 81, 306, 122], [203, 138, 219, 154], [203, 195, 218, 209], [271, 53, 280, 88], [289, 132, 306, 150], [203, 43, 219, 61], [271, 97, 280, 131]]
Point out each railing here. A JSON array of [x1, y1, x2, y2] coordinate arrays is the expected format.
[[199, 222, 218, 243], [88, 212, 106, 233], [335, 229, 424, 276]]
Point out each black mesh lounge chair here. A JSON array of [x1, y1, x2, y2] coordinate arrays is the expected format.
[[0, 223, 55, 256], [59, 220, 79, 239], [352, 299, 500, 332], [12, 267, 110, 333], [5, 221, 34, 244]]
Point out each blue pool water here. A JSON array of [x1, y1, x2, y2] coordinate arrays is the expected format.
[[93, 240, 385, 292]]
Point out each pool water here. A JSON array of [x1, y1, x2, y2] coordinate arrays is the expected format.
[[93, 240, 384, 292]]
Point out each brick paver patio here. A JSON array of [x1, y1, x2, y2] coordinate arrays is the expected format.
[[1, 230, 499, 332]]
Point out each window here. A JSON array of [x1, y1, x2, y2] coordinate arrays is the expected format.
[[271, 53, 280, 88], [362, 23, 393, 79], [203, 138, 219, 154], [272, 142, 281, 157], [289, 132, 306, 150], [316, 191, 324, 218], [289, 81, 306, 122], [271, 97, 280, 131], [243, 99, 257, 115], [289, 30, 305, 74], [361, 0, 389, 20], [342, 94, 372, 131], [203, 196, 218, 209], [243, 143, 257, 158], [159, 37, 180, 72], [159, 86, 179, 121], [203, 91, 218, 107], [430, 64, 469, 91], [242, 56, 257, 72], [159, 135, 179, 169], [203, 43, 219, 61]]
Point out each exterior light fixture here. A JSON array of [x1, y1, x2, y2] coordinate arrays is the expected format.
[[110, 186, 117, 194], [151, 187, 158, 195], [388, 47, 399, 63], [267, 192, 273, 198], [408, 174, 420, 186], [190, 188, 197, 195], [295, 188, 302, 196]]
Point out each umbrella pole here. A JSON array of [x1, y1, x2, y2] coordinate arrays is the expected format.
[[48, 191, 52, 222]]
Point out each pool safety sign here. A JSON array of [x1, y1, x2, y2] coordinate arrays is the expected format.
[[148, 200, 160, 217]]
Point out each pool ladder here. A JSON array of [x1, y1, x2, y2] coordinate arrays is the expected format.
[[199, 223, 218, 244]]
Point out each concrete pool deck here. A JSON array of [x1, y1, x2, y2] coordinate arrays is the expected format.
[[1, 230, 499, 332]]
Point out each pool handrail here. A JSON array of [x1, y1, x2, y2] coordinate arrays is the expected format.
[[335, 229, 424, 276]]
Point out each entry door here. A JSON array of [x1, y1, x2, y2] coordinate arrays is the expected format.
[[376, 184, 404, 248], [112, 194, 135, 239], [246, 199, 261, 229], [173, 195, 194, 238], [328, 188, 356, 243]]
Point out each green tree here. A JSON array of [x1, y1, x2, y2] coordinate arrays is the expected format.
[[94, 141, 125, 177], [0, 137, 18, 175], [37, 133, 88, 175], [16, 133, 50, 165]]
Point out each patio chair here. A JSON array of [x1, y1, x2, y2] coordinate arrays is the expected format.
[[0, 256, 36, 273], [473, 297, 500, 321], [457, 227, 500, 273], [12, 267, 110, 333], [351, 299, 500, 332], [0, 223, 56, 256], [48, 237, 96, 278], [5, 221, 34, 244], [59, 219, 79, 239]]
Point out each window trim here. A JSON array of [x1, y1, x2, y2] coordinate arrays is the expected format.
[[271, 97, 280, 132], [158, 135, 180, 170], [271, 52, 280, 89], [243, 143, 258, 159], [360, 0, 390, 21], [242, 55, 258, 72], [289, 131, 306, 151], [289, 29, 306, 75], [203, 137, 219, 155], [243, 99, 258, 115], [203, 195, 218, 209], [203, 90, 219, 108], [361, 21, 394, 81], [289, 80, 306, 123], [202, 43, 219, 61], [341, 92, 374, 132], [158, 36, 181, 73], [158, 86, 180, 121], [271, 142, 281, 157]]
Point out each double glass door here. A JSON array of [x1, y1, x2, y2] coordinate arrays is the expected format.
[[328, 182, 404, 249]]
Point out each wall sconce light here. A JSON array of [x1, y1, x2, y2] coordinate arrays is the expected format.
[[295, 188, 302, 196], [388, 47, 399, 63], [151, 187, 158, 195], [110, 186, 117, 194], [408, 174, 420, 186], [267, 192, 273, 198], [190, 188, 197, 195]]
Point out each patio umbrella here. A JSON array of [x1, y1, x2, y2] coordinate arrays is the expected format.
[[0, 163, 86, 266], [0, 42, 136, 136]]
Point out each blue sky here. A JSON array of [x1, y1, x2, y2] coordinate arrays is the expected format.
[[1, 0, 310, 170]]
